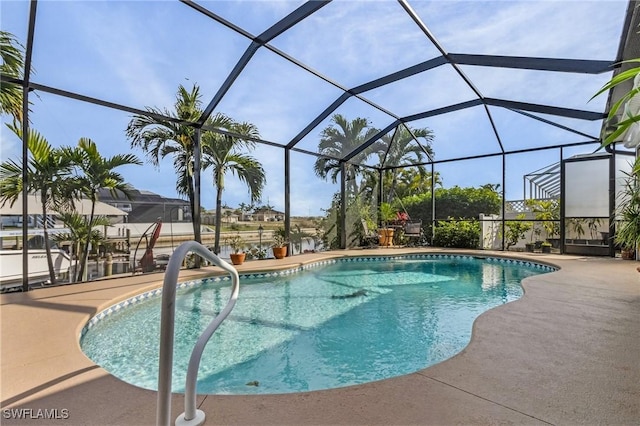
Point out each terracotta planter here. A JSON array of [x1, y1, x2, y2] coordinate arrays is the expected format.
[[621, 248, 636, 260], [378, 228, 394, 247], [230, 253, 246, 265], [272, 246, 287, 259]]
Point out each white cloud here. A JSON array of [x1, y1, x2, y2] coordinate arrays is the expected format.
[[65, 2, 177, 108], [289, 156, 337, 216], [458, 65, 612, 110], [363, 64, 478, 118], [418, 1, 626, 59], [214, 49, 345, 143], [270, 1, 439, 87]]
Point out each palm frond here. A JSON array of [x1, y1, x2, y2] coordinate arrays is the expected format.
[[225, 154, 266, 203]]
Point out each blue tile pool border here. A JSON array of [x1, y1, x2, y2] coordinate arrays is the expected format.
[[79, 254, 556, 339]]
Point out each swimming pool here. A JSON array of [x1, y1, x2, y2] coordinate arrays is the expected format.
[[80, 254, 554, 395]]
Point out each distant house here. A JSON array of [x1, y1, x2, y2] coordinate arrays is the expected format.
[[239, 212, 254, 222], [98, 188, 191, 224], [202, 208, 239, 225], [253, 208, 284, 222]]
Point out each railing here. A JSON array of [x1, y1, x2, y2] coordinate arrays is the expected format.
[[505, 198, 558, 213], [157, 241, 240, 426]]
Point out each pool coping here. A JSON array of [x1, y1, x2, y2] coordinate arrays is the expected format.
[[1, 248, 638, 425]]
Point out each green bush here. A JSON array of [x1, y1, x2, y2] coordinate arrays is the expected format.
[[404, 185, 501, 227], [433, 219, 480, 248], [434, 185, 502, 218], [504, 213, 532, 249]]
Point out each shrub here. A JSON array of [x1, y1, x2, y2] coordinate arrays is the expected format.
[[404, 185, 502, 227], [434, 185, 501, 218], [433, 219, 480, 248], [504, 213, 532, 249]]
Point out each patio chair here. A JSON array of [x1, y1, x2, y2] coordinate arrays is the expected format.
[[404, 220, 423, 246], [360, 219, 379, 248]]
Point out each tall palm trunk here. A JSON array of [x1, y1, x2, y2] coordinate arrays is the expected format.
[[40, 192, 57, 286], [213, 171, 224, 254], [77, 198, 96, 282], [186, 178, 198, 239], [74, 240, 80, 280], [345, 167, 357, 196], [387, 172, 398, 204]]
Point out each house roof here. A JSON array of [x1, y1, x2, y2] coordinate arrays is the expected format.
[[254, 208, 284, 215], [0, 194, 128, 217], [97, 188, 188, 205]]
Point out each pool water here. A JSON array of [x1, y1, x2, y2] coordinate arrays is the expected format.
[[80, 256, 548, 394]]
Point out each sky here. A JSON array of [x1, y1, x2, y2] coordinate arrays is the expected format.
[[0, 0, 630, 216]]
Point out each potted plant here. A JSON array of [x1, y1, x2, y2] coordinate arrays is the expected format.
[[225, 234, 246, 265], [504, 214, 532, 251], [541, 201, 560, 248], [272, 227, 288, 259], [527, 199, 560, 248], [524, 224, 537, 252], [247, 246, 267, 260], [525, 218, 541, 252], [378, 202, 396, 246], [593, 62, 640, 257], [541, 241, 552, 253], [525, 241, 536, 252], [615, 158, 640, 260]]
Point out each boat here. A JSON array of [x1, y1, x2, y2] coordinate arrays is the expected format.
[[0, 229, 72, 292]]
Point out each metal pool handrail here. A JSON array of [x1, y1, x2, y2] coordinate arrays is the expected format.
[[156, 241, 240, 426]]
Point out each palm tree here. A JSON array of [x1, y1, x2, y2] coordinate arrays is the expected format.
[[378, 125, 433, 203], [396, 168, 442, 199], [202, 121, 265, 253], [259, 202, 275, 212], [67, 138, 141, 281], [357, 168, 379, 205], [355, 125, 435, 203], [238, 202, 253, 221], [0, 125, 75, 288], [126, 84, 231, 238], [314, 114, 380, 193], [53, 212, 110, 279], [0, 31, 24, 122]]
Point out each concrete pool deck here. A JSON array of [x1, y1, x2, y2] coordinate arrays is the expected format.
[[1, 248, 638, 425]]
